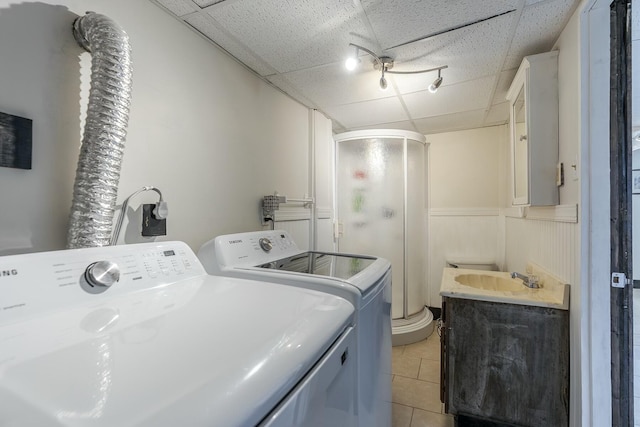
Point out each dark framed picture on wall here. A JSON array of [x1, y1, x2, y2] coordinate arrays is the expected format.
[[0, 111, 32, 170], [634, 170, 640, 194]]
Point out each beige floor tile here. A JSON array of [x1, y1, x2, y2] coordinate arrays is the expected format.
[[393, 345, 406, 358], [393, 355, 421, 379], [418, 358, 440, 384], [403, 335, 441, 361], [410, 409, 454, 427], [392, 376, 442, 413], [392, 403, 413, 427]]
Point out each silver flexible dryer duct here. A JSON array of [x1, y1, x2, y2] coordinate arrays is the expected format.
[[67, 12, 133, 248]]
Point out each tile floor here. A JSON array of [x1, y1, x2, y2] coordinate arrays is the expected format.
[[391, 330, 454, 427]]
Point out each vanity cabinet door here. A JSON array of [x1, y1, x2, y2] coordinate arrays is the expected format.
[[507, 51, 559, 207], [443, 297, 569, 427]]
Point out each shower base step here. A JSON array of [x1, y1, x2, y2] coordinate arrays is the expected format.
[[392, 307, 434, 346]]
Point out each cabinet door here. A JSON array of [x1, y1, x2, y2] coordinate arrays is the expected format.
[[445, 298, 569, 426], [512, 85, 529, 205], [507, 51, 559, 207]]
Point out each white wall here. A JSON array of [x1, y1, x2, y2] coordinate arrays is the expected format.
[[0, 0, 315, 255], [427, 126, 506, 307], [429, 127, 504, 209]]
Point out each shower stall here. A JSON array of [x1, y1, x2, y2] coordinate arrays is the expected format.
[[334, 130, 432, 346]]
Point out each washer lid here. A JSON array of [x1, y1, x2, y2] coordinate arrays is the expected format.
[[251, 251, 391, 298], [0, 276, 354, 427], [257, 251, 376, 279]]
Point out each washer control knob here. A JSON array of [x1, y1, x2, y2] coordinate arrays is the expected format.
[[259, 238, 273, 252], [85, 261, 120, 288]]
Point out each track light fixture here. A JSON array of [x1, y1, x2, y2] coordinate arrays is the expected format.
[[428, 69, 443, 93], [345, 43, 447, 93], [345, 44, 360, 71], [379, 66, 388, 90]]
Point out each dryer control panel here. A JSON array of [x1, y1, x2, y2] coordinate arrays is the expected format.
[[0, 241, 205, 323]]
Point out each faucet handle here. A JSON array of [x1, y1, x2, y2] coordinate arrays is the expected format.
[[527, 275, 540, 288]]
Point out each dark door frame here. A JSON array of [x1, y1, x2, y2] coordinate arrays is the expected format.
[[610, 0, 633, 425]]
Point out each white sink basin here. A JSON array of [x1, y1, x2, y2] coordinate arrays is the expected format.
[[440, 266, 569, 310], [455, 274, 527, 292]]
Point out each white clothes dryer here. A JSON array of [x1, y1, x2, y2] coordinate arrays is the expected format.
[[198, 230, 392, 427], [0, 241, 357, 427]]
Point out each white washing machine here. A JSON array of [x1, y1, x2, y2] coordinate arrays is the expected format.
[[0, 241, 357, 427], [198, 230, 392, 427]]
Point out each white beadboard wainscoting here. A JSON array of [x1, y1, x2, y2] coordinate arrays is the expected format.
[[428, 208, 502, 308], [269, 207, 333, 251], [503, 216, 579, 287], [428, 205, 580, 309]]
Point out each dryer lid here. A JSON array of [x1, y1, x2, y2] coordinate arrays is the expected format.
[[0, 273, 354, 426]]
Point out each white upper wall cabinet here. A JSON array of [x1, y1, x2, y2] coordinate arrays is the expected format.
[[507, 51, 559, 207]]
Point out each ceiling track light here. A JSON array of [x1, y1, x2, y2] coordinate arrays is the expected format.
[[428, 69, 443, 93], [379, 66, 388, 90], [345, 43, 447, 93], [345, 45, 360, 71]]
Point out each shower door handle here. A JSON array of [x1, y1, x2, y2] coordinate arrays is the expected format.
[[333, 221, 343, 239]]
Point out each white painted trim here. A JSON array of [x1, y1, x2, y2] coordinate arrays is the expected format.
[[316, 208, 332, 219], [429, 208, 500, 216], [502, 204, 578, 223], [580, 1, 612, 426], [274, 207, 311, 222], [503, 206, 526, 218], [526, 204, 579, 223]]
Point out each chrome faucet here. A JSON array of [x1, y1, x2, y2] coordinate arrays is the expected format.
[[510, 272, 540, 288]]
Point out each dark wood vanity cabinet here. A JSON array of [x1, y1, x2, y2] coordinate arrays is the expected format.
[[440, 297, 569, 427]]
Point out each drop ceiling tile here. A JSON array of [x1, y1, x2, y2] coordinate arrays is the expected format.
[[323, 97, 409, 129], [492, 68, 518, 104], [504, 0, 578, 69], [193, 0, 226, 7], [361, 0, 520, 51], [155, 0, 198, 16], [184, 13, 276, 76], [414, 109, 487, 135], [204, 0, 372, 73], [388, 13, 515, 92], [272, 63, 397, 107], [402, 75, 496, 120], [485, 102, 510, 125], [150, 0, 582, 136]]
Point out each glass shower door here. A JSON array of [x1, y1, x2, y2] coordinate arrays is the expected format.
[[336, 137, 405, 319]]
